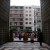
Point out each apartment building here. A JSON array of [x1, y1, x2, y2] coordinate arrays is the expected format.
[[33, 6, 42, 31], [24, 6, 34, 31], [9, 6, 24, 32], [9, 6, 41, 32]]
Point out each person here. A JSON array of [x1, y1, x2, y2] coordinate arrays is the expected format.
[[30, 32, 35, 43], [10, 30, 13, 42], [19, 32, 22, 40], [22, 32, 24, 38], [13, 33, 15, 40], [37, 28, 43, 46], [34, 33, 36, 38], [23, 32, 28, 43]]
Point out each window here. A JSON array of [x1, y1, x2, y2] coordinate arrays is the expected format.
[[26, 7, 28, 9], [13, 18, 15, 21], [20, 19, 23, 21], [14, 14, 18, 17], [26, 27, 28, 29], [29, 14, 31, 16], [36, 12, 38, 15], [26, 27, 31, 30], [20, 10, 23, 13], [29, 7, 31, 9], [29, 22, 31, 24], [15, 10, 18, 13], [26, 14, 28, 16], [10, 22, 12, 25], [15, 7, 18, 9], [20, 22, 23, 25], [26, 22, 28, 24], [39, 20, 41, 22], [14, 22, 17, 25], [20, 14, 23, 17], [25, 18, 28, 20], [34, 20, 36, 23], [37, 20, 41, 23], [20, 7, 23, 9], [29, 18, 32, 20], [20, 27, 23, 29], [37, 8, 40, 11], [29, 11, 31, 12], [29, 27, 31, 29], [34, 12, 35, 15]]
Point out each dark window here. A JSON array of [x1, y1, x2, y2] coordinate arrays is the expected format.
[[37, 8, 40, 11], [36, 12, 38, 15], [14, 22, 17, 25], [20, 27, 23, 29], [20, 22, 23, 25], [25, 18, 28, 20], [26, 27, 31, 29], [29, 22, 31, 24], [20, 14, 23, 17], [29, 11, 31, 12], [13, 18, 15, 21], [26, 22, 28, 24], [10, 22, 12, 25], [37, 20, 41, 23], [20, 7, 23, 9], [29, 7, 31, 9], [34, 20, 36, 23], [15, 10, 18, 13], [20, 19, 23, 21], [29, 14, 31, 16], [26, 7, 28, 9], [15, 7, 18, 9], [29, 27, 31, 29], [39, 20, 41, 22], [26, 27, 28, 29]]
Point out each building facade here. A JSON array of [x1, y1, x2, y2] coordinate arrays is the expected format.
[[33, 6, 42, 31], [0, 0, 10, 45], [9, 6, 41, 33], [40, 0, 50, 45], [24, 6, 34, 31], [9, 6, 24, 32]]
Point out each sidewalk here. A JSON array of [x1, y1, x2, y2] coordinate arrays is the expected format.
[[0, 42, 50, 50]]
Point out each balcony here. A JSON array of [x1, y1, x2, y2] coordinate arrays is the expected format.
[[10, 24, 23, 26]]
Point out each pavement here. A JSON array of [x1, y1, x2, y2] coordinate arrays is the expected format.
[[0, 38, 50, 50], [0, 42, 50, 50]]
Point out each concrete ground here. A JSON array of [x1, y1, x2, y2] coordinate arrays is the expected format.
[[0, 42, 50, 50]]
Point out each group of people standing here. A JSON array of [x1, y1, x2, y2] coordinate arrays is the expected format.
[[18, 32, 36, 43], [10, 28, 43, 46], [18, 28, 43, 46]]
